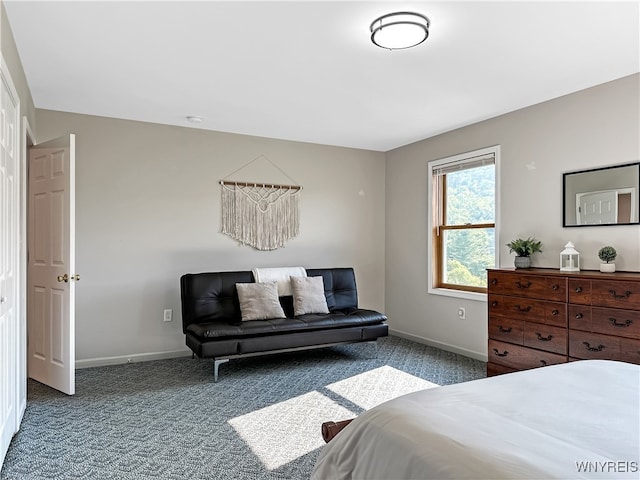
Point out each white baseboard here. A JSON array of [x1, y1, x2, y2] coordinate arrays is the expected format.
[[76, 334, 488, 369], [76, 349, 193, 369], [390, 329, 488, 362]]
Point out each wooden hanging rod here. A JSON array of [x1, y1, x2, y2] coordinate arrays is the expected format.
[[219, 180, 302, 190]]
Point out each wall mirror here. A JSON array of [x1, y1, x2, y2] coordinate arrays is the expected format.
[[563, 162, 640, 227]]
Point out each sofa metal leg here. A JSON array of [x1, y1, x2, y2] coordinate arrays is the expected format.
[[213, 359, 229, 382]]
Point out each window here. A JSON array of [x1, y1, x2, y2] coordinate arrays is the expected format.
[[428, 146, 499, 296]]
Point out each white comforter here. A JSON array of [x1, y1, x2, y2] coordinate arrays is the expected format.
[[311, 360, 640, 480]]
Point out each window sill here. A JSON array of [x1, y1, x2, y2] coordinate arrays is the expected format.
[[428, 287, 487, 302]]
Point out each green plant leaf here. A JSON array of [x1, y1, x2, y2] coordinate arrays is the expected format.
[[506, 237, 543, 257]]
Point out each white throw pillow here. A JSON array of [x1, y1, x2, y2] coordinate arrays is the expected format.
[[291, 275, 330, 316], [236, 282, 286, 321]]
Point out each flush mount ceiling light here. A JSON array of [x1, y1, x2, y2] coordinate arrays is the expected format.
[[370, 12, 430, 50]]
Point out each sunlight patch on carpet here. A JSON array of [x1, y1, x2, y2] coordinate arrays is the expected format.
[[228, 391, 355, 470], [326, 365, 439, 410]]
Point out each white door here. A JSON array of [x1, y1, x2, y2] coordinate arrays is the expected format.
[[576, 190, 617, 225], [28, 135, 76, 395], [0, 55, 21, 465]]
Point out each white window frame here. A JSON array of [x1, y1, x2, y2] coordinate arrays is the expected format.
[[427, 145, 501, 301]]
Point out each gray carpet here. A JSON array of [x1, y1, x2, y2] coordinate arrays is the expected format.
[[1, 336, 485, 480]]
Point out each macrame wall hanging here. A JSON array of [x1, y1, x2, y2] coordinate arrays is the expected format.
[[220, 155, 302, 251]]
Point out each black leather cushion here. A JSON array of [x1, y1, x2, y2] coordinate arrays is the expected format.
[[306, 268, 358, 311], [187, 323, 389, 358], [187, 308, 386, 340], [236, 326, 368, 354], [180, 271, 252, 332]]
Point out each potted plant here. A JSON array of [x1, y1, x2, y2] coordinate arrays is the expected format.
[[506, 237, 543, 269], [598, 246, 617, 273]]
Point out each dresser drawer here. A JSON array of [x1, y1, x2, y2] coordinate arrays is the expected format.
[[590, 280, 640, 309], [489, 294, 566, 327], [568, 279, 591, 305], [544, 302, 567, 327], [591, 307, 640, 339], [569, 305, 640, 339], [488, 317, 524, 344], [489, 294, 544, 320], [568, 304, 591, 331], [569, 330, 621, 360], [488, 271, 566, 301], [486, 362, 517, 377], [621, 338, 640, 365], [489, 339, 567, 370], [523, 322, 567, 355]]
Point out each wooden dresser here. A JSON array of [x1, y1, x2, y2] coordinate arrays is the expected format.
[[487, 268, 640, 376]]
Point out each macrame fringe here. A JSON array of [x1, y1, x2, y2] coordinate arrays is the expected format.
[[221, 183, 300, 250]]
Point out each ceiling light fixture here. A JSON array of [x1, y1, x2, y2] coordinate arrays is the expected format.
[[370, 12, 430, 50]]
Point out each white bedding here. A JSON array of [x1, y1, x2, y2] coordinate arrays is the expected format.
[[311, 360, 640, 480]]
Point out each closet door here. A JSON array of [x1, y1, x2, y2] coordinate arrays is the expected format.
[[0, 56, 21, 465]]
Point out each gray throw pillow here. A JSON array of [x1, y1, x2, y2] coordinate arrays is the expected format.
[[236, 282, 286, 321], [291, 275, 329, 316]]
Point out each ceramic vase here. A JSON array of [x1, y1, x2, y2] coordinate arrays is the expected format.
[[514, 256, 531, 269], [599, 263, 615, 273]]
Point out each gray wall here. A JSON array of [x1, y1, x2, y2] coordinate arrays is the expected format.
[[385, 74, 640, 360], [35, 110, 386, 363], [1, 1, 35, 128]]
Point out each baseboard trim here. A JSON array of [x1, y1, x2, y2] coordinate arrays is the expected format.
[[76, 349, 193, 369], [389, 329, 488, 362], [76, 335, 488, 368]]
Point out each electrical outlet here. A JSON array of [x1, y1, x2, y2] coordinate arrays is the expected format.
[[457, 307, 466, 320], [163, 309, 172, 322]]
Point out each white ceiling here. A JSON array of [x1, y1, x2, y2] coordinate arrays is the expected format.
[[4, 1, 639, 152]]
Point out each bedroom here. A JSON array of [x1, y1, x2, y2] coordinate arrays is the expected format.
[[1, 1, 639, 478]]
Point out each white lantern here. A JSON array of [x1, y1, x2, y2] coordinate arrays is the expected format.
[[560, 242, 580, 271]]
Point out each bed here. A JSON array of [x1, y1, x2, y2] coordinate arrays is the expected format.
[[311, 360, 640, 480]]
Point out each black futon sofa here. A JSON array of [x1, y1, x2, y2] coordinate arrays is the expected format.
[[180, 267, 388, 381]]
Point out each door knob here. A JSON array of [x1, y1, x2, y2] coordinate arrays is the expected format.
[[57, 274, 80, 283]]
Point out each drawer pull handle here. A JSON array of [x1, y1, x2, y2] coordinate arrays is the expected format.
[[540, 360, 548, 367], [493, 348, 508, 357], [575, 313, 584, 319], [491, 278, 497, 285], [551, 309, 559, 316], [536, 332, 553, 342], [551, 284, 559, 291], [609, 289, 632, 300], [575, 286, 583, 293], [498, 326, 512, 333], [609, 317, 632, 328], [516, 281, 531, 289], [491, 301, 498, 307], [583, 342, 605, 352], [515, 305, 531, 312]]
